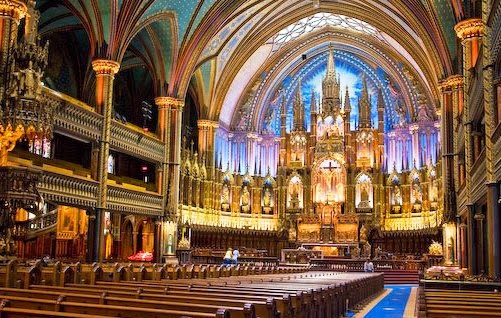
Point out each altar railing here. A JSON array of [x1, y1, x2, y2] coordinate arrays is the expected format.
[[310, 258, 427, 271]]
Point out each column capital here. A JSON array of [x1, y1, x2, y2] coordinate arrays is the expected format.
[[91, 59, 120, 76], [197, 119, 219, 129], [474, 213, 485, 221], [0, 0, 27, 21], [454, 18, 484, 41], [439, 75, 464, 91], [154, 96, 184, 109]]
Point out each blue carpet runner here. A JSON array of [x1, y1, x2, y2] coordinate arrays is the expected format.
[[362, 285, 415, 318]]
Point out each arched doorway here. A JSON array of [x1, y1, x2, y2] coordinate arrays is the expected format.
[[137, 224, 144, 252], [122, 220, 134, 258]]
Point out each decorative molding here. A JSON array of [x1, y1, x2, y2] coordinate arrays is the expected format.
[[155, 96, 184, 109], [197, 119, 219, 129], [0, 0, 27, 21], [91, 59, 120, 75], [454, 18, 484, 40], [439, 75, 464, 91]]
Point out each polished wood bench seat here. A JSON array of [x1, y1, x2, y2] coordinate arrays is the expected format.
[[1, 287, 261, 318], [0, 294, 232, 318], [0, 305, 115, 318], [420, 288, 501, 318]]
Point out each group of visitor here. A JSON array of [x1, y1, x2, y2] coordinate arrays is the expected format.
[[222, 247, 240, 266]]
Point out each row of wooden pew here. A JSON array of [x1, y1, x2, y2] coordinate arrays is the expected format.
[[0, 259, 309, 288], [0, 260, 384, 318], [418, 287, 501, 317]]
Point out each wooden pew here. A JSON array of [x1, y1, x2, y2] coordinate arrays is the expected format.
[[90, 271, 381, 318], [17, 266, 381, 318], [1, 286, 267, 318], [0, 294, 233, 318], [421, 288, 501, 317], [90, 280, 304, 318]]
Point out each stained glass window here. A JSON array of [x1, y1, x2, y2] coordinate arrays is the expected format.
[[29, 137, 51, 159]]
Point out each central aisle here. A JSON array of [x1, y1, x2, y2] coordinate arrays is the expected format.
[[355, 285, 417, 318]]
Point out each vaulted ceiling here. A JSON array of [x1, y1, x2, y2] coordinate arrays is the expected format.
[[36, 0, 460, 133]]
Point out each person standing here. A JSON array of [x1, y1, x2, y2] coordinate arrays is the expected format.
[[232, 248, 240, 265], [364, 258, 374, 272]]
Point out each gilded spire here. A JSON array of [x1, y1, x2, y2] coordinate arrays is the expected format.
[[344, 86, 351, 112], [293, 81, 305, 131], [310, 89, 317, 113], [358, 76, 371, 128], [325, 45, 336, 80]]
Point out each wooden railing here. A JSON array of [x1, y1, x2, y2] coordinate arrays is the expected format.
[[310, 258, 427, 271], [45, 87, 165, 164], [38, 171, 164, 215], [13, 208, 58, 239]]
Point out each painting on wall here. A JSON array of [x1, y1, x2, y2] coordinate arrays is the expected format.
[[57, 205, 78, 239]]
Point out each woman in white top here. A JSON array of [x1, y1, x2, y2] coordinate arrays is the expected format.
[[232, 249, 240, 265]]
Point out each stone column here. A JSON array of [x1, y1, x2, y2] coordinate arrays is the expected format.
[[486, 182, 500, 278], [455, 17, 492, 277], [474, 212, 485, 273], [91, 59, 120, 262], [480, 1, 500, 280], [153, 97, 171, 261], [409, 124, 419, 168], [459, 222, 467, 269], [166, 97, 184, 263], [455, 18, 483, 201], [197, 120, 219, 209], [467, 204, 476, 274], [439, 75, 463, 222]]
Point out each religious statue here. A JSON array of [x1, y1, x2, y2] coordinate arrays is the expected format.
[[25, 0, 40, 44], [220, 183, 230, 211], [289, 182, 300, 208], [394, 100, 407, 128], [263, 187, 272, 207], [360, 183, 369, 203], [263, 108, 275, 133], [412, 183, 422, 204], [417, 102, 431, 121], [359, 224, 368, 244], [241, 185, 250, 212], [393, 185, 402, 205]]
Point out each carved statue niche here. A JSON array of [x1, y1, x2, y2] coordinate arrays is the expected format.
[[220, 173, 232, 212], [389, 173, 402, 213], [287, 175, 303, 209], [355, 173, 373, 209], [240, 179, 252, 213], [410, 171, 422, 212]]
